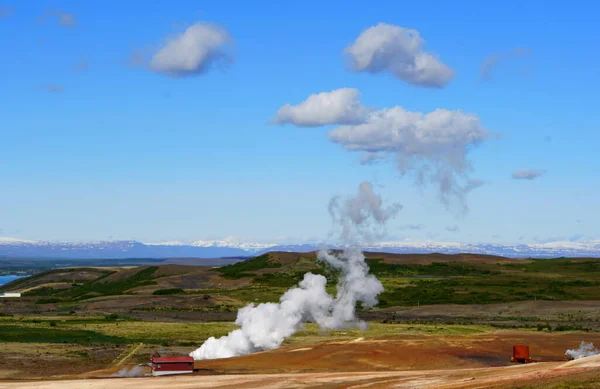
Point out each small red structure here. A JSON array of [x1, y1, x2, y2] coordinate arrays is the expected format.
[[150, 354, 194, 376], [511, 345, 570, 364], [511, 345, 531, 363]]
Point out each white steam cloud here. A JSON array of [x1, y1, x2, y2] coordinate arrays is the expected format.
[[111, 366, 145, 377], [328, 181, 402, 243], [565, 341, 599, 360], [189, 182, 393, 360]]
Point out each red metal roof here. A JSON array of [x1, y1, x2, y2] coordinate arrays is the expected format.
[[152, 356, 194, 363]]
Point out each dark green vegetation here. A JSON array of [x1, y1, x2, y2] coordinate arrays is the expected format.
[[217, 253, 282, 279], [376, 258, 600, 307], [153, 288, 185, 295], [21, 266, 159, 301], [0, 325, 129, 344]]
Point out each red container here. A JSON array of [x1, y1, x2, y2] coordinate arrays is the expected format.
[[150, 356, 194, 376], [512, 345, 530, 363]]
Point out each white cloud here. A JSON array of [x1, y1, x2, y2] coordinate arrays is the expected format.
[[272, 89, 490, 211], [512, 169, 546, 180], [271, 88, 373, 127], [480, 48, 531, 81], [149, 22, 232, 77], [345, 23, 453, 88], [329, 107, 490, 210]]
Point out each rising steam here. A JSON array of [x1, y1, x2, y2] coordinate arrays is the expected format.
[[110, 366, 145, 377], [189, 181, 396, 360], [565, 341, 599, 360]]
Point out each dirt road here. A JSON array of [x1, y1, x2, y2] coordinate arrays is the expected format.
[[1, 356, 599, 389]]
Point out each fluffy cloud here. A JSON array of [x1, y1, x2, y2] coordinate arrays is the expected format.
[[480, 48, 531, 81], [271, 88, 373, 127], [329, 107, 490, 210], [149, 22, 232, 77], [273, 89, 489, 211], [345, 23, 453, 88], [511, 169, 546, 180]]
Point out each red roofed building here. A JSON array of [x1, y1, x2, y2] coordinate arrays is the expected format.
[[150, 355, 195, 376]]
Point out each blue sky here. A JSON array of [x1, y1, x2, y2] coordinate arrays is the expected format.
[[0, 0, 598, 244]]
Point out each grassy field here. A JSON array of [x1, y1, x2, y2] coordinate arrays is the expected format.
[[0, 314, 494, 346], [3, 252, 600, 328]]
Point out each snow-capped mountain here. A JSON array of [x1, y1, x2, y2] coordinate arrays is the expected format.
[[1, 237, 600, 259]]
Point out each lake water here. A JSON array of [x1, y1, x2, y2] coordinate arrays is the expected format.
[[0, 275, 26, 286]]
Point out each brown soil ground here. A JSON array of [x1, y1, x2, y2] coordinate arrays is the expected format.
[[192, 331, 600, 373], [1, 357, 599, 388], [1, 331, 599, 388]]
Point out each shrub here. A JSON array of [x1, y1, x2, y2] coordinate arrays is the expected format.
[[152, 288, 184, 296]]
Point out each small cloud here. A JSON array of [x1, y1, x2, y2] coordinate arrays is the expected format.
[[271, 88, 373, 127], [345, 23, 453, 88], [512, 169, 546, 180], [148, 22, 232, 77], [399, 224, 424, 231], [481, 48, 531, 81], [42, 84, 66, 93], [41, 10, 76, 27], [446, 225, 459, 232], [0, 7, 14, 18], [73, 57, 88, 72]]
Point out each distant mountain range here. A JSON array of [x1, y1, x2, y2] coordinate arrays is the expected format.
[[1, 237, 600, 259]]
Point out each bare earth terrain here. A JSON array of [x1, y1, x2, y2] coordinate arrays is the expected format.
[[1, 331, 600, 388]]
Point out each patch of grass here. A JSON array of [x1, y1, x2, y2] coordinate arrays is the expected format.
[[367, 258, 501, 277], [0, 325, 130, 344], [52, 266, 159, 301], [153, 288, 184, 295], [217, 254, 282, 279], [35, 297, 62, 304]]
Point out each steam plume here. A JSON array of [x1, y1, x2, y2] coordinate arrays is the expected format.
[[189, 182, 393, 360], [328, 182, 402, 244], [111, 366, 145, 377], [565, 341, 599, 360]]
